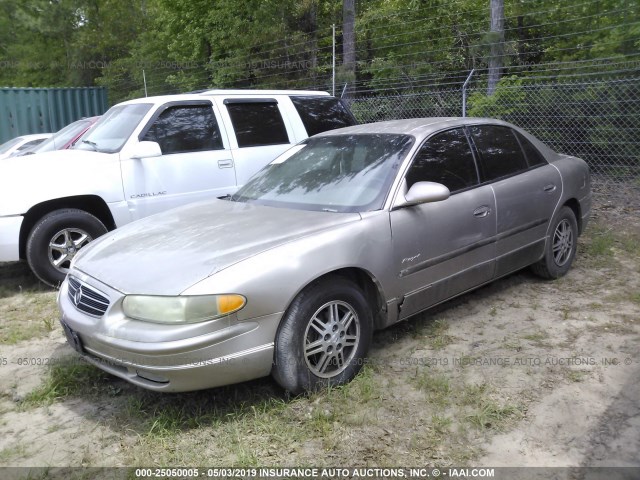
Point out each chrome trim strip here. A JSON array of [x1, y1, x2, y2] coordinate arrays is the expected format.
[[83, 342, 275, 371]]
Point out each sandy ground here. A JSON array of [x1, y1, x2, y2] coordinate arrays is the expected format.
[[0, 204, 638, 476]]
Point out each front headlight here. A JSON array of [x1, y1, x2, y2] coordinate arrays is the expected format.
[[122, 294, 246, 324]]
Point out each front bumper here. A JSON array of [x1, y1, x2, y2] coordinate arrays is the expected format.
[[58, 272, 282, 392], [0, 215, 23, 261]]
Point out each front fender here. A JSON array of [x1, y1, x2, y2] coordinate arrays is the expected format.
[[182, 211, 395, 322], [0, 150, 122, 216]]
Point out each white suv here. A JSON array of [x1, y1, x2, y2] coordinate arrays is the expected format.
[[0, 90, 356, 285]]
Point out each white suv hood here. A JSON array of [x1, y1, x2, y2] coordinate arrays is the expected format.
[[0, 149, 118, 216]]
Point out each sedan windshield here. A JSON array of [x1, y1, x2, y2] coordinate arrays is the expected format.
[[27, 119, 92, 154], [232, 134, 414, 212], [74, 103, 152, 153]]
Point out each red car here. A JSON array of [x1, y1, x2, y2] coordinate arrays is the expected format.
[[19, 116, 100, 156]]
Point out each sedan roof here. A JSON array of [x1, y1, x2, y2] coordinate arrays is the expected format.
[[316, 117, 514, 140]]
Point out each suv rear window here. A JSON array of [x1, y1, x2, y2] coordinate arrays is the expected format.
[[290, 96, 356, 137], [225, 101, 289, 148]]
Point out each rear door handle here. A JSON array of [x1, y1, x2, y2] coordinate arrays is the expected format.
[[543, 184, 557, 192], [473, 205, 491, 218], [218, 159, 234, 169]]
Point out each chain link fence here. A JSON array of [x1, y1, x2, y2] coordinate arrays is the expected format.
[[349, 76, 640, 208]]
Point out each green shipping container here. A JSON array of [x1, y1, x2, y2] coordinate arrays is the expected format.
[[0, 87, 108, 144]]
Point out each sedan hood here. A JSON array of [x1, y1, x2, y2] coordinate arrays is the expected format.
[[76, 200, 361, 295]]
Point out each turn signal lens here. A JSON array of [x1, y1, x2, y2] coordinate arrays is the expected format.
[[216, 295, 246, 314]]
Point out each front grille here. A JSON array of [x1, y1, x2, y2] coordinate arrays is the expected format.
[[67, 276, 110, 317]]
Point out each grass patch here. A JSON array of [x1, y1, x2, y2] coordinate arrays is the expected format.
[[413, 370, 451, 407], [421, 318, 454, 349], [22, 358, 114, 407], [466, 400, 522, 431], [0, 291, 59, 344], [460, 382, 491, 406], [617, 233, 640, 257], [123, 368, 385, 465], [584, 226, 615, 258], [336, 365, 380, 403], [431, 414, 452, 435], [565, 370, 588, 383], [523, 330, 551, 347], [0, 262, 59, 344], [0, 443, 28, 462]]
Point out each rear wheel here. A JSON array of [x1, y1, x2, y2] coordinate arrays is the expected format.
[[26, 209, 107, 286], [272, 277, 373, 395], [531, 206, 578, 279]]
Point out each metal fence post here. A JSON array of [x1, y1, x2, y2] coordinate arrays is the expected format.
[[462, 69, 475, 117]]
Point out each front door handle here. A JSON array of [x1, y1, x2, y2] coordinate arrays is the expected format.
[[543, 183, 557, 192], [218, 159, 234, 169], [473, 205, 491, 218]]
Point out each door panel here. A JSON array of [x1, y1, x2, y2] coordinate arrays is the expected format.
[[468, 124, 563, 277], [121, 102, 236, 220], [391, 185, 497, 320], [491, 165, 561, 276]]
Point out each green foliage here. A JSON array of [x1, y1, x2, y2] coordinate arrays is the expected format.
[[467, 75, 526, 117], [0, 0, 637, 102]]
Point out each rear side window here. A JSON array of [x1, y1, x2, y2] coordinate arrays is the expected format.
[[226, 101, 289, 147], [290, 96, 356, 136], [470, 125, 529, 181], [142, 104, 223, 154], [515, 131, 547, 167], [406, 128, 478, 193]]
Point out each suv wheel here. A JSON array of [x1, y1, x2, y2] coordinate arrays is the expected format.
[[26, 209, 107, 286]]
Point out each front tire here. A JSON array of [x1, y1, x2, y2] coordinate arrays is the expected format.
[[26, 209, 107, 286], [531, 206, 578, 279], [272, 277, 373, 395]]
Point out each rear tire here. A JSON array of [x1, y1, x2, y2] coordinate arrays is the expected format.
[[272, 277, 373, 395], [531, 206, 578, 279], [26, 209, 107, 287]]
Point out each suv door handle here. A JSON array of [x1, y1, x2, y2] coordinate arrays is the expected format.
[[473, 205, 491, 218], [543, 184, 557, 192], [218, 159, 234, 169]]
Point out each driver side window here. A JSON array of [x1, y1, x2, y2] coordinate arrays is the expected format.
[[406, 128, 479, 193], [142, 104, 223, 155]]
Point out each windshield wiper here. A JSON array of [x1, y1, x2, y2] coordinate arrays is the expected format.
[[81, 139, 99, 151]]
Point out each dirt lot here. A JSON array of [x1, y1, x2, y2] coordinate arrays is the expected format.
[[0, 203, 638, 477]]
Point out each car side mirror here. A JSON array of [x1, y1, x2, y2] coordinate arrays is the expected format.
[[130, 141, 162, 159], [394, 181, 450, 208]]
